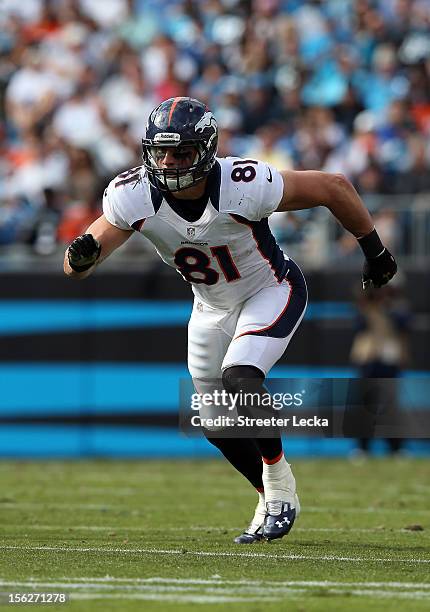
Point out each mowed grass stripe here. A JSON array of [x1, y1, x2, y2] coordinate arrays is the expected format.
[[3, 578, 430, 589], [3, 523, 429, 535], [1, 545, 429, 564], [1, 502, 430, 516]]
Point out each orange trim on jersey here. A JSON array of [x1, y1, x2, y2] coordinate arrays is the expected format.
[[262, 451, 284, 465], [234, 279, 292, 340], [167, 97, 184, 126]]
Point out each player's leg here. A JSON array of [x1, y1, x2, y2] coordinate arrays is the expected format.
[[222, 361, 300, 542], [222, 258, 308, 541], [187, 299, 265, 506]]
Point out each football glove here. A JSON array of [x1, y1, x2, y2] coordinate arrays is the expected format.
[[362, 248, 397, 289], [358, 228, 397, 290], [67, 234, 101, 272]]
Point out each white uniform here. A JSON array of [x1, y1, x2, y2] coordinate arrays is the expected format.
[[103, 157, 308, 409]]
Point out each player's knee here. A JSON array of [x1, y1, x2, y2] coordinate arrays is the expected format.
[[200, 420, 229, 433], [222, 365, 265, 394]]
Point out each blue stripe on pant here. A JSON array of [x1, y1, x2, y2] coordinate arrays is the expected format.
[[240, 258, 308, 339]]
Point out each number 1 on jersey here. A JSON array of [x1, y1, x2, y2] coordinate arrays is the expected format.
[[210, 245, 241, 282]]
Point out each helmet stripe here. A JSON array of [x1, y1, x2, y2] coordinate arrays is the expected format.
[[167, 97, 185, 126]]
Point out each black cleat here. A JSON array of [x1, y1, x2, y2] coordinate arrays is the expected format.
[[234, 496, 266, 544], [263, 497, 299, 541], [234, 524, 264, 544]]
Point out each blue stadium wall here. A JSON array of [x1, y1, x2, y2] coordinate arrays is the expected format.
[[1, 265, 429, 458]]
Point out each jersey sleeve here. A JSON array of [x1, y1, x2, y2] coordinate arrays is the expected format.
[[254, 162, 284, 219], [221, 158, 284, 221], [102, 179, 132, 230], [102, 167, 155, 230]]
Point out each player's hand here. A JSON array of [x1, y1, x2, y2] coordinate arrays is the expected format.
[[67, 234, 101, 272], [362, 248, 397, 290]]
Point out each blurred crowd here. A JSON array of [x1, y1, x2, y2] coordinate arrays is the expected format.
[[1, 0, 430, 260]]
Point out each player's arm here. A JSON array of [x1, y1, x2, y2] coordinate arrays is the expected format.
[[63, 214, 133, 279], [276, 170, 397, 289]]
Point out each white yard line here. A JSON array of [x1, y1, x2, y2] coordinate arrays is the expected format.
[[1, 580, 429, 602], [1, 545, 429, 564], [67, 590, 430, 602], [2, 578, 430, 590], [1, 582, 279, 595], [69, 592, 281, 603], [0, 581, 333, 596], [78, 577, 430, 589]]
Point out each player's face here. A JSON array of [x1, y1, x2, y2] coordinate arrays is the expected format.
[[152, 146, 197, 170]]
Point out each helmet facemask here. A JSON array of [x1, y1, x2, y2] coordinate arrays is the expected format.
[[142, 133, 217, 192]]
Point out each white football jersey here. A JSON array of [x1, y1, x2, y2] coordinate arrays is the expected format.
[[103, 157, 287, 309]]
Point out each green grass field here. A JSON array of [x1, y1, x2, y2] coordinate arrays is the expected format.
[[0, 457, 429, 611]]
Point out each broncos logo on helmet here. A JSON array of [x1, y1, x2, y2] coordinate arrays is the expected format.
[[195, 112, 217, 134]]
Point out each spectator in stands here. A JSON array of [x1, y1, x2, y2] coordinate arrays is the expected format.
[[5, 48, 57, 133]]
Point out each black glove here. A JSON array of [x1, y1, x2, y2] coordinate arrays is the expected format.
[[362, 249, 397, 289], [357, 228, 397, 290], [67, 234, 101, 272]]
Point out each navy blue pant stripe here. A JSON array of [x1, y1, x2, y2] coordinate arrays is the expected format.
[[238, 258, 308, 339]]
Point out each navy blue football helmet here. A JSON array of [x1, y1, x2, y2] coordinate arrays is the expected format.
[[142, 97, 218, 192]]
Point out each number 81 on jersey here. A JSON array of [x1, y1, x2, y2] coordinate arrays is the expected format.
[[174, 245, 241, 285]]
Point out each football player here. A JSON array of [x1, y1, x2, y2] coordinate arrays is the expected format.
[[64, 97, 397, 543]]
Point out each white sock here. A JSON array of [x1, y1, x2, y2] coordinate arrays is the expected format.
[[257, 490, 265, 513], [247, 490, 266, 533], [262, 453, 296, 505]]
